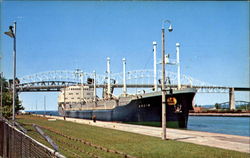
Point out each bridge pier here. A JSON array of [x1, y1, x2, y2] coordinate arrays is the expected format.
[[229, 88, 235, 110]]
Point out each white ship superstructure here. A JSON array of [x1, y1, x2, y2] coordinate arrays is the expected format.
[[58, 85, 94, 109]]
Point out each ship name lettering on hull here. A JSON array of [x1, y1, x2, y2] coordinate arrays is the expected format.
[[138, 104, 151, 108]]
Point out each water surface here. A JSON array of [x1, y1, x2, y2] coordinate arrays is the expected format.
[[188, 116, 250, 137]]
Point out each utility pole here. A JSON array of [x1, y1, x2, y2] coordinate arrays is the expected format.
[[161, 20, 173, 140], [161, 27, 167, 140]]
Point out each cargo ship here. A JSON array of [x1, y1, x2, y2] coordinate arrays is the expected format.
[[58, 41, 196, 128], [58, 85, 196, 128]]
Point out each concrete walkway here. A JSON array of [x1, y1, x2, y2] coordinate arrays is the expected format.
[[45, 115, 250, 153]]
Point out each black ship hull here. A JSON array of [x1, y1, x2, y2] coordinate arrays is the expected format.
[[59, 89, 196, 128]]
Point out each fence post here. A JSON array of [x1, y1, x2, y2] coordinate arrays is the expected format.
[[0, 120, 4, 157], [9, 127, 13, 158], [2, 122, 6, 158], [4, 123, 9, 158]]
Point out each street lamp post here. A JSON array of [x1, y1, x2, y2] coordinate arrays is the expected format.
[[0, 72, 3, 118], [161, 20, 173, 140], [4, 22, 16, 121]]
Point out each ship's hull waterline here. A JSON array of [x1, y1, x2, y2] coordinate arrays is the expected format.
[[59, 88, 196, 128]]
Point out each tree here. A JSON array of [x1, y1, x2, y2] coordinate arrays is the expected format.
[[214, 103, 221, 109], [0, 77, 24, 118]]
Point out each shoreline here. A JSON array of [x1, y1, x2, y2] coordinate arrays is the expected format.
[[189, 113, 250, 117]]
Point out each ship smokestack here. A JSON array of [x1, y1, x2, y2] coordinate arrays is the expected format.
[[176, 43, 181, 89], [122, 58, 127, 96], [93, 70, 97, 106], [153, 41, 158, 91], [107, 57, 111, 98]]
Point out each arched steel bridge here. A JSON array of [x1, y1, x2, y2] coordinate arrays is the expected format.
[[16, 69, 250, 93], [219, 101, 250, 109]]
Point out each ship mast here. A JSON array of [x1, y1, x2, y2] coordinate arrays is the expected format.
[[176, 43, 181, 90], [93, 70, 97, 106], [107, 57, 111, 98], [122, 58, 127, 96], [153, 41, 158, 91]]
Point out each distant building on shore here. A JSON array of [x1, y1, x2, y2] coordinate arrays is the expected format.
[[193, 107, 204, 113]]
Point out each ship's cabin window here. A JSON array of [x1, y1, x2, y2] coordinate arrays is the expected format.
[[70, 88, 80, 90]]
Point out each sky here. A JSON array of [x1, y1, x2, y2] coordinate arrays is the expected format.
[[1, 1, 249, 110]]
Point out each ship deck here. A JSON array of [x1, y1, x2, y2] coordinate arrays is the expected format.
[[42, 115, 249, 153]]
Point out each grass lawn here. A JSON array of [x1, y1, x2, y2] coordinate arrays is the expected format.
[[16, 115, 249, 158]]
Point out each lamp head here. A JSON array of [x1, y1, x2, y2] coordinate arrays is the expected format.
[[9, 26, 14, 32], [168, 24, 173, 32], [4, 25, 15, 38]]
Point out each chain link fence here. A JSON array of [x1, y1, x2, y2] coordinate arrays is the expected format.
[[0, 117, 66, 158]]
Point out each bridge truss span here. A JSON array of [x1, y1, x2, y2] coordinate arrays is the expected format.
[[111, 69, 217, 88], [17, 69, 226, 93], [17, 81, 79, 92], [19, 70, 106, 85], [16, 69, 249, 111]]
